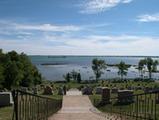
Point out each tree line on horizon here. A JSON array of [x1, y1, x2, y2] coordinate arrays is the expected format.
[[0, 49, 42, 90]]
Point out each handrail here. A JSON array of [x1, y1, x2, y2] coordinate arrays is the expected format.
[[12, 89, 62, 120], [92, 90, 159, 120]]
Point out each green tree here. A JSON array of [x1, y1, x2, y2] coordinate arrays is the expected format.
[[92, 58, 106, 81], [0, 50, 42, 89], [145, 57, 158, 79], [77, 73, 81, 83], [138, 59, 146, 79], [117, 61, 128, 80], [0, 64, 4, 89], [4, 61, 23, 89]]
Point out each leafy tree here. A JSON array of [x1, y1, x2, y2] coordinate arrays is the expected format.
[[92, 58, 106, 81], [138, 59, 146, 79], [77, 73, 81, 83], [0, 50, 42, 89], [4, 61, 23, 89], [0, 64, 4, 89], [145, 57, 158, 79], [117, 61, 128, 80]]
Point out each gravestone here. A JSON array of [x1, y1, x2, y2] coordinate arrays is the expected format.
[[0, 92, 14, 107], [20, 87, 28, 92], [111, 88, 118, 93], [63, 85, 66, 95], [118, 90, 134, 104], [101, 87, 110, 103], [58, 88, 63, 95], [95, 87, 102, 94], [43, 86, 53, 95], [82, 86, 93, 95], [33, 87, 38, 94], [144, 87, 152, 93]]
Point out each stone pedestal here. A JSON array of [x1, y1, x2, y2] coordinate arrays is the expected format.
[[118, 90, 134, 104], [0, 92, 14, 107], [82, 86, 93, 95], [58, 88, 63, 95], [101, 87, 110, 103], [111, 88, 118, 93]]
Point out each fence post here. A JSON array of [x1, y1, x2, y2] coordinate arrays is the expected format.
[[12, 90, 19, 120]]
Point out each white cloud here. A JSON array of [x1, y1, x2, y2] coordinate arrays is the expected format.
[[1, 34, 159, 56], [0, 21, 81, 33], [79, 0, 133, 14], [137, 13, 159, 22], [15, 23, 81, 32], [122, 0, 133, 3]]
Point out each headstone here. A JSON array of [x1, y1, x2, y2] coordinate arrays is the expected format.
[[95, 87, 102, 94], [0, 92, 14, 107], [111, 88, 118, 93], [33, 87, 38, 94], [82, 86, 93, 95], [20, 87, 28, 92], [101, 87, 110, 103], [58, 88, 63, 95], [43, 86, 53, 95], [118, 90, 134, 104], [63, 85, 66, 95], [144, 87, 152, 93]]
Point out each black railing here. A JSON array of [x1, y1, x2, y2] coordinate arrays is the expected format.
[[93, 91, 159, 120], [12, 90, 62, 120]]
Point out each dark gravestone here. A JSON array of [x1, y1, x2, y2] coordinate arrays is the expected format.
[[111, 88, 118, 93], [0, 92, 14, 107], [118, 90, 134, 104], [144, 87, 152, 93], [95, 87, 102, 94], [63, 85, 66, 95], [43, 86, 53, 95], [58, 88, 63, 95], [101, 87, 110, 104], [82, 86, 93, 95]]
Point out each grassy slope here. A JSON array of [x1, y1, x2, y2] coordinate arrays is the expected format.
[[0, 106, 13, 120]]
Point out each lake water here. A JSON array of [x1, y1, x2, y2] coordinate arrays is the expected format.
[[29, 56, 159, 81]]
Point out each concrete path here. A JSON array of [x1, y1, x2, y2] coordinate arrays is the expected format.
[[48, 89, 122, 120]]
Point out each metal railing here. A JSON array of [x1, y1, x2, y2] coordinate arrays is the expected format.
[[93, 90, 159, 120], [12, 90, 62, 120]]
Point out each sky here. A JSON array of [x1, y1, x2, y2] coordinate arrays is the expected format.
[[0, 0, 159, 56]]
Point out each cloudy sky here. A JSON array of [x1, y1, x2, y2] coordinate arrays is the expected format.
[[0, 0, 159, 55]]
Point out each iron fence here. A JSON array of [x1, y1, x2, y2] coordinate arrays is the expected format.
[[12, 90, 62, 120], [93, 90, 159, 120]]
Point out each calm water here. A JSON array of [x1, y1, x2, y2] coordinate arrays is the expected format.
[[29, 56, 159, 81]]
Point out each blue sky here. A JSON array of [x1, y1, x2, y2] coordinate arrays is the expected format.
[[0, 0, 159, 55]]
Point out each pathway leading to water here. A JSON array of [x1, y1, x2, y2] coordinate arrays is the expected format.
[[49, 89, 121, 120]]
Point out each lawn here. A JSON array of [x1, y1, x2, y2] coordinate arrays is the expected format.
[[0, 106, 13, 120]]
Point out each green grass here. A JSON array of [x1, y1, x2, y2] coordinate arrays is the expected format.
[[0, 106, 13, 120], [89, 92, 159, 120], [42, 94, 63, 100]]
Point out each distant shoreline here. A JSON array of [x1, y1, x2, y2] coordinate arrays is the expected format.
[[29, 55, 159, 58]]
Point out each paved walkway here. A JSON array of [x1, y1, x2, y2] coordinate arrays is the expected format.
[[48, 89, 121, 120]]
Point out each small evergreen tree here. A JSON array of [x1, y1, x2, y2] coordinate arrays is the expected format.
[[63, 72, 71, 83], [77, 73, 81, 83]]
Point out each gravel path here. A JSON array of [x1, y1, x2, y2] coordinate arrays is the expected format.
[[48, 89, 122, 120]]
